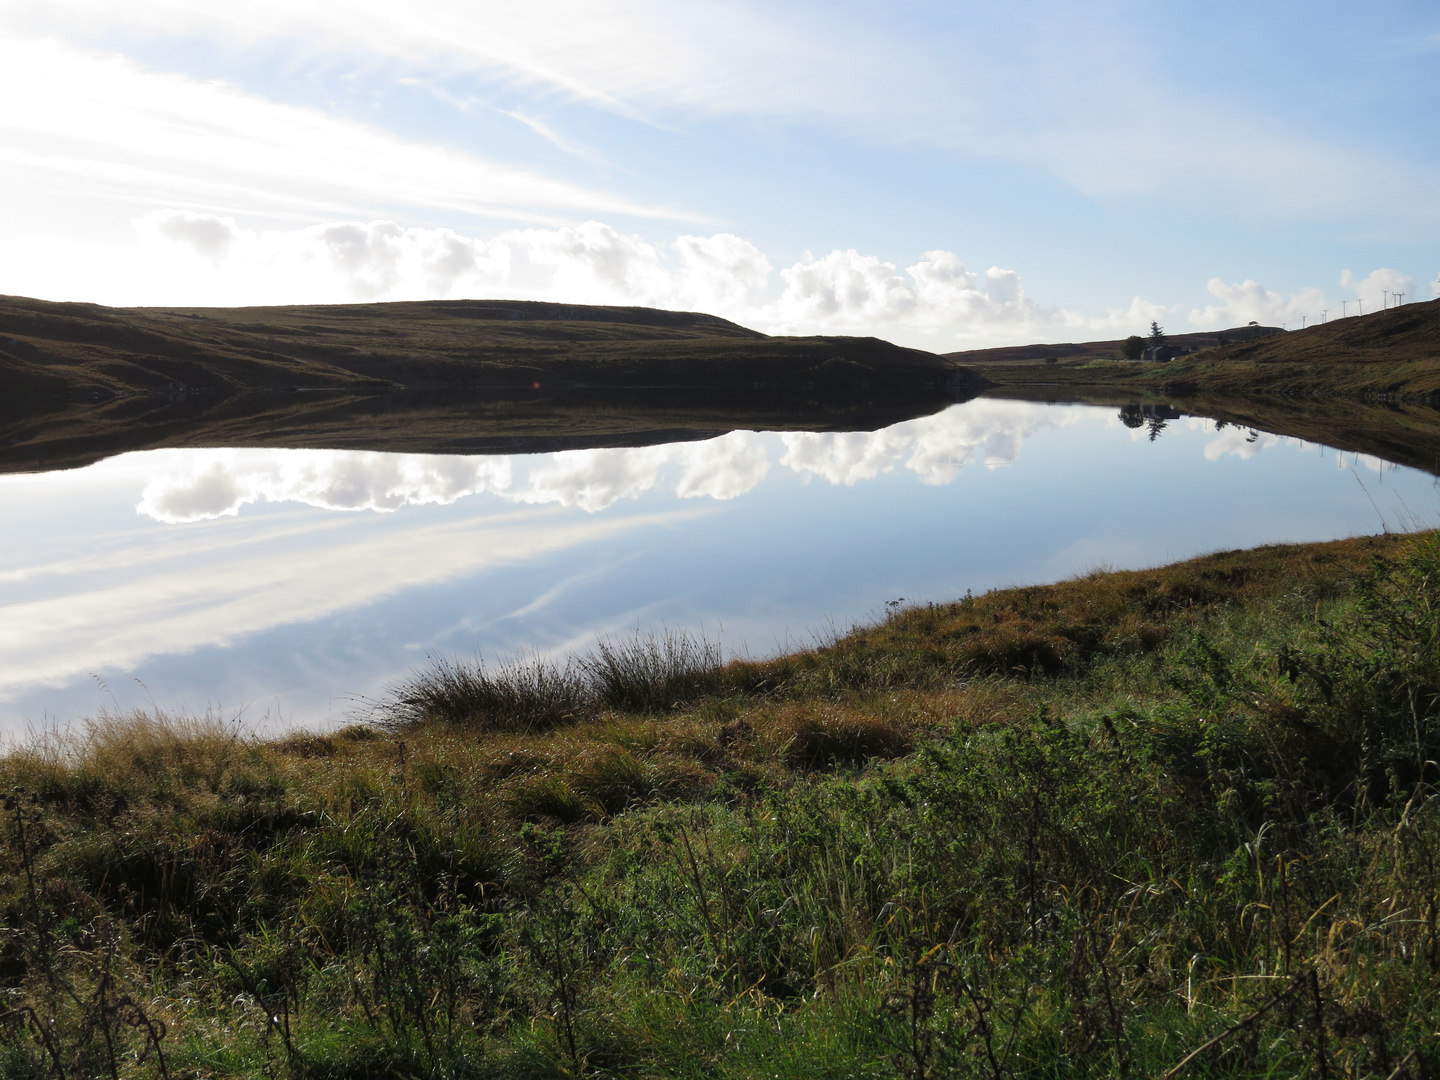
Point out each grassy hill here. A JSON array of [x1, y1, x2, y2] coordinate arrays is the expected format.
[[0, 294, 976, 399], [0, 294, 986, 474], [941, 323, 1282, 366], [954, 299, 1440, 401]]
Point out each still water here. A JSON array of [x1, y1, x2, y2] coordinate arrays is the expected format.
[[0, 397, 1434, 736]]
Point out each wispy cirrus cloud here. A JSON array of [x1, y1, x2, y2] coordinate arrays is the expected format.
[[0, 32, 692, 226], [4, 0, 1430, 222]]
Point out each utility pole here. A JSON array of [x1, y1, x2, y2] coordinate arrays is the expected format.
[[1384, 291, 1390, 309], [1357, 299, 1363, 315], [1301, 315, 1307, 328], [1396, 292, 1405, 306], [1321, 309, 1328, 323], [1342, 300, 1350, 317]]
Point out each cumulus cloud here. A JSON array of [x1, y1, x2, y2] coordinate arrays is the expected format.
[[139, 209, 1418, 348], [79, 209, 1421, 352], [767, 249, 1049, 343], [1340, 268, 1418, 313], [130, 211, 1181, 349], [1187, 268, 1429, 330], [1187, 277, 1332, 329], [129, 212, 774, 312]]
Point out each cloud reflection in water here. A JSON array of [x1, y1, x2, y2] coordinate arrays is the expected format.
[[137, 401, 1081, 523], [2, 397, 1433, 732]]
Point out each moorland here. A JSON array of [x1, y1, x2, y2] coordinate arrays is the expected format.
[[2, 532, 1438, 1077], [2, 295, 1440, 1077], [0, 295, 981, 474], [950, 297, 1440, 402]]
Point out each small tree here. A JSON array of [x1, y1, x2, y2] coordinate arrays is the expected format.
[[1120, 335, 1145, 360], [1148, 321, 1166, 344]]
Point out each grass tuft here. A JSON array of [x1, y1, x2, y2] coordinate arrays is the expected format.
[[376, 651, 587, 733], [580, 629, 728, 712]]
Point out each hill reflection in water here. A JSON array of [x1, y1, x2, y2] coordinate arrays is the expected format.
[[0, 398, 1429, 735], [134, 400, 1074, 521]]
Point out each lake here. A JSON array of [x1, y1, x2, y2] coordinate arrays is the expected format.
[[1, 395, 1434, 737]]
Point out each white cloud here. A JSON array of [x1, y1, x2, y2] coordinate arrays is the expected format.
[[0, 32, 684, 227], [137, 450, 515, 522], [116, 212, 1173, 347], [132, 403, 1090, 524], [1203, 428, 1286, 461], [23, 203, 1402, 353], [136, 434, 773, 521], [1189, 268, 1428, 330], [1187, 277, 1331, 329], [1340, 267, 1418, 313], [116, 212, 776, 311], [4, 0, 1429, 223]]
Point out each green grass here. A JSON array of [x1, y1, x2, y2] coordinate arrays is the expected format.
[[2, 531, 1439, 1077]]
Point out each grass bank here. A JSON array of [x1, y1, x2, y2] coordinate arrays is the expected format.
[[3, 532, 1439, 1077]]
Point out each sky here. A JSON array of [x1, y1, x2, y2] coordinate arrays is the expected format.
[[1, 0, 1437, 351]]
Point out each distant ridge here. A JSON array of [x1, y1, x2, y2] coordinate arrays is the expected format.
[[0, 295, 991, 474], [0, 294, 984, 401], [949, 298, 1440, 400], [381, 299, 765, 335], [942, 324, 1282, 365]]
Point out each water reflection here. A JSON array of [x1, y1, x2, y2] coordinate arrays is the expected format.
[[136, 400, 1082, 522], [0, 398, 1433, 734]]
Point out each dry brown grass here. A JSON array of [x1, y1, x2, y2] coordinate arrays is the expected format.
[[3, 534, 1405, 836]]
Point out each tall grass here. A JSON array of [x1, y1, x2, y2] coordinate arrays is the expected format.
[[375, 629, 731, 732], [377, 651, 588, 732], [1, 531, 1437, 1077], [582, 629, 728, 712]]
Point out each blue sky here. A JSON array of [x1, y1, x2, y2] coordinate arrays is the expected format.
[[1, 0, 1436, 349]]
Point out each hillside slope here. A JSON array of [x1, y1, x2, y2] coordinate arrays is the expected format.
[[1159, 297, 1440, 397], [941, 322, 1281, 365], [954, 299, 1440, 400], [0, 294, 977, 399]]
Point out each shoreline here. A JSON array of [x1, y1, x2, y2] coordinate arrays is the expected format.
[[3, 528, 1437, 1074]]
